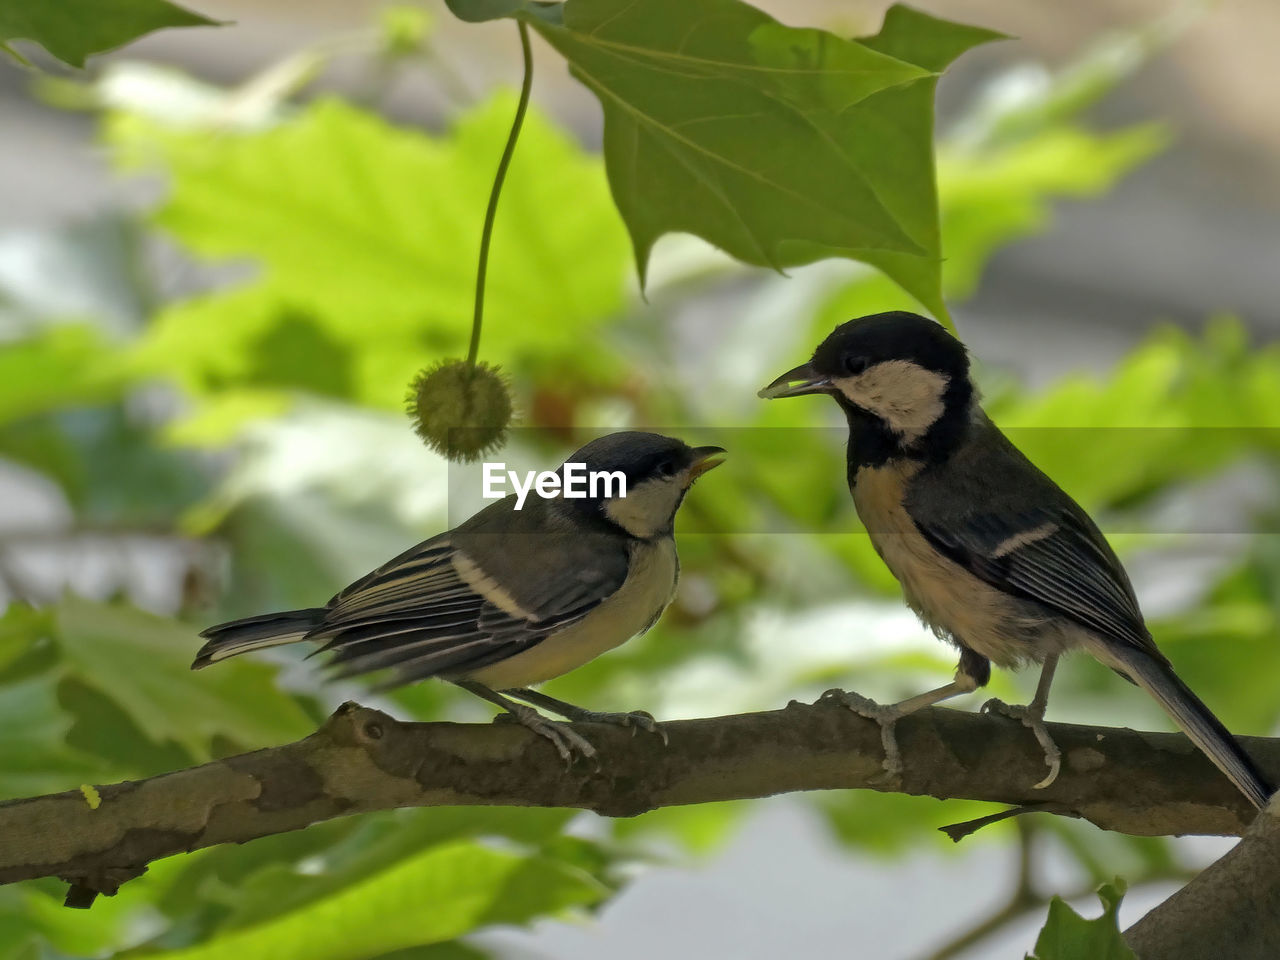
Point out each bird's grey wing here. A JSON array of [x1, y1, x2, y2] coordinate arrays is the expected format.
[[910, 418, 1272, 809], [906, 424, 1160, 659], [312, 498, 630, 684]]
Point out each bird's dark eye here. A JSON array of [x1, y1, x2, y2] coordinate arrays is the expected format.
[[655, 458, 678, 478], [844, 355, 869, 376]]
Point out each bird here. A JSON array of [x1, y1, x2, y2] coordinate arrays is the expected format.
[[759, 310, 1271, 808], [193, 431, 725, 761]]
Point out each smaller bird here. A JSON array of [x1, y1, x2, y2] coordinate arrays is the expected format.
[[194, 431, 725, 761], [760, 311, 1271, 808]]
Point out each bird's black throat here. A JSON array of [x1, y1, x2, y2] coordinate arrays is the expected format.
[[840, 375, 974, 481]]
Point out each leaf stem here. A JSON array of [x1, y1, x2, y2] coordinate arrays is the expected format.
[[467, 19, 533, 372]]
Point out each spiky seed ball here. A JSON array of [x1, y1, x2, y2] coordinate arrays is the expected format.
[[407, 359, 512, 462]]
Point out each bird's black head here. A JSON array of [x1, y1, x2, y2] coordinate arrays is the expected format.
[[561, 431, 725, 539], [759, 311, 973, 467]]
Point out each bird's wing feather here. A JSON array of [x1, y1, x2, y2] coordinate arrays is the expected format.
[[906, 415, 1271, 808], [905, 418, 1161, 660], [312, 498, 630, 684]]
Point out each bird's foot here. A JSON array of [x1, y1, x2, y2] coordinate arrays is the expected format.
[[820, 688, 905, 777], [982, 697, 1061, 789], [497, 703, 598, 765], [573, 709, 669, 746]]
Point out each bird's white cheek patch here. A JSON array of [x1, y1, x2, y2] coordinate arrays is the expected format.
[[833, 360, 949, 442], [604, 476, 684, 539]]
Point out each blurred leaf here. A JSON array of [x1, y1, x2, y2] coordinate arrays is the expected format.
[[0, 904, 42, 960], [51, 597, 313, 759], [0, 326, 125, 426], [216, 807, 583, 931], [0, 0, 217, 68], [0, 672, 114, 799], [0, 606, 118, 799], [1151, 548, 1280, 734], [953, 6, 1192, 148], [937, 123, 1166, 301], [374, 945, 489, 960], [13, 883, 143, 959], [810, 10, 1171, 331], [56, 405, 211, 523], [810, 122, 1164, 331], [816, 791, 998, 855], [992, 320, 1280, 510], [140, 807, 580, 946], [143, 840, 608, 960], [161, 390, 293, 447], [520, 1, 1002, 319], [1028, 880, 1134, 960], [59, 677, 194, 777], [378, 5, 435, 59], [114, 93, 632, 413], [613, 801, 746, 854]]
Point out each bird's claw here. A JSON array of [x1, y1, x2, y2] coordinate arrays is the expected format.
[[576, 709, 669, 746], [982, 697, 1061, 789], [499, 704, 598, 766], [820, 688, 905, 778]]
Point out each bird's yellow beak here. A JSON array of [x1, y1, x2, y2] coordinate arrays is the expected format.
[[758, 362, 831, 399], [687, 445, 727, 481]]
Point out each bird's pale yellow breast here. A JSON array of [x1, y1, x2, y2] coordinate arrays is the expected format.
[[464, 537, 679, 689], [852, 460, 1053, 668]]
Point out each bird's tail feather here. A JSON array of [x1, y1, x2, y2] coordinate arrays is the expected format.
[[1092, 640, 1272, 810], [192, 608, 325, 669]]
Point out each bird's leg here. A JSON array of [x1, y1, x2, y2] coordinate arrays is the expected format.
[[981, 654, 1061, 789], [821, 673, 981, 778], [505, 688, 668, 746], [454, 680, 597, 764]]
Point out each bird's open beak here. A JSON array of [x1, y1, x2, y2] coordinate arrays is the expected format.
[[687, 445, 727, 480], [757, 362, 832, 399]]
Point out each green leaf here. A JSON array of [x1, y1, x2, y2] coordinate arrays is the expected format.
[[991, 320, 1280, 510], [444, 0, 562, 24], [374, 944, 490, 960], [807, 15, 1166, 332], [937, 123, 1166, 301], [0, 673, 114, 800], [0, 0, 218, 68], [0, 607, 120, 800], [517, 0, 1000, 318], [115, 94, 632, 414], [145, 840, 608, 960], [448, 0, 1001, 316], [0, 326, 125, 426], [50, 598, 313, 759], [1029, 880, 1135, 960], [841, 5, 1005, 321], [215, 807, 582, 931]]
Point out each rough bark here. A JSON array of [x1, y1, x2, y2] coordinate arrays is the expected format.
[[1, 699, 1275, 905], [1125, 796, 1280, 959]]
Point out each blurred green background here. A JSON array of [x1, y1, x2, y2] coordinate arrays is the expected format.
[[1, 1, 1278, 958]]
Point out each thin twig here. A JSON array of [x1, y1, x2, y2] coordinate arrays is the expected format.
[[922, 821, 1198, 960], [467, 20, 533, 370], [921, 821, 1040, 960]]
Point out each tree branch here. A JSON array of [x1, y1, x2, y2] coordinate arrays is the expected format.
[[1125, 796, 1280, 959], [2, 698, 1276, 905]]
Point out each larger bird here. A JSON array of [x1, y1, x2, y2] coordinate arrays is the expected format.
[[194, 431, 724, 761], [760, 311, 1271, 808]]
